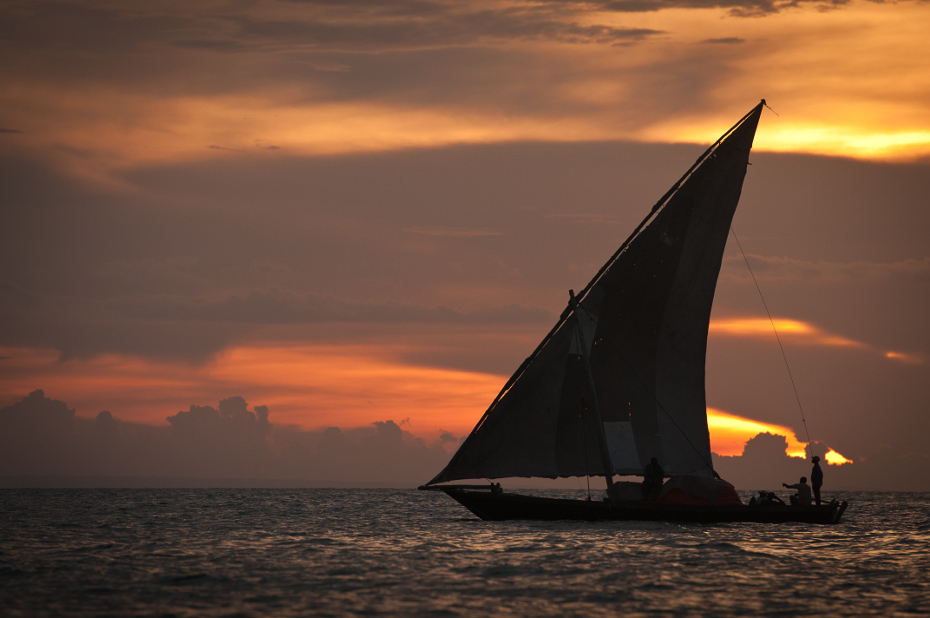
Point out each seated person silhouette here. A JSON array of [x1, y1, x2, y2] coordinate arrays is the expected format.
[[782, 477, 813, 506], [642, 457, 664, 500], [750, 491, 786, 506]]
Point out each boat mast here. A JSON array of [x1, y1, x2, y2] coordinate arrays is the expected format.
[[568, 290, 615, 491]]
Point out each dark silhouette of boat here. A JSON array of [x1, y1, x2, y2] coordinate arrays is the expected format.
[[439, 486, 847, 525], [420, 101, 848, 525]]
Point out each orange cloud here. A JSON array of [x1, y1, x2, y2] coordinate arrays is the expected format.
[[708, 407, 852, 465], [710, 318, 923, 365], [824, 449, 852, 465], [885, 351, 923, 365], [707, 407, 809, 458], [0, 87, 630, 187], [1, 345, 858, 466], [709, 318, 863, 347], [0, 344, 503, 439]]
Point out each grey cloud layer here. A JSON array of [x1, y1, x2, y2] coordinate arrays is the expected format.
[[5, 0, 840, 58], [118, 292, 551, 325], [0, 0, 863, 115], [0, 390, 453, 486], [3, 143, 928, 361], [1, 1, 661, 58], [596, 0, 849, 16]]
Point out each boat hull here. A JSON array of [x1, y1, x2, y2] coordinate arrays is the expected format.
[[442, 488, 848, 525]]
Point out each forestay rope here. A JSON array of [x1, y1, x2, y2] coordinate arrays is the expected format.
[[728, 226, 816, 458]]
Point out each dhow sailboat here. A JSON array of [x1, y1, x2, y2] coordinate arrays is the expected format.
[[420, 101, 847, 525]]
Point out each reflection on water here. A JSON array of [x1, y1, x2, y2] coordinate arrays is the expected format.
[[1, 489, 927, 616]]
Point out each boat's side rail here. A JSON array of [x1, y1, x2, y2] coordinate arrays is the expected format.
[[418, 484, 499, 492]]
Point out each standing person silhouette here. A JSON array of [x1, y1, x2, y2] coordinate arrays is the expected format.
[[811, 455, 824, 506]]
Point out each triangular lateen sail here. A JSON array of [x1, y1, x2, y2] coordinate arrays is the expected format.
[[428, 102, 764, 485]]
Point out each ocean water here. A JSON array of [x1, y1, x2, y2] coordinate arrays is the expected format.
[[1, 489, 927, 616]]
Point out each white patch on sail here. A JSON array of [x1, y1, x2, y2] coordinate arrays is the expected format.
[[604, 421, 641, 471]]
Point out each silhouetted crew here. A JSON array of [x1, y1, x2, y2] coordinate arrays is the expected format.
[[811, 455, 823, 506], [782, 477, 812, 506], [642, 457, 664, 500]]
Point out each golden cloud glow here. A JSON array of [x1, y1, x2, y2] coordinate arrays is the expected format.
[[711, 318, 923, 365], [707, 407, 809, 458], [709, 318, 863, 347], [0, 88, 614, 186], [885, 351, 923, 364], [761, 126, 930, 160], [824, 449, 852, 465], [637, 3, 930, 161]]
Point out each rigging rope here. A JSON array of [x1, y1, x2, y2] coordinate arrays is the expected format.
[[762, 99, 780, 117], [728, 226, 815, 457]]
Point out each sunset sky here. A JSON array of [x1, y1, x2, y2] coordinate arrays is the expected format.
[[2, 0, 928, 487]]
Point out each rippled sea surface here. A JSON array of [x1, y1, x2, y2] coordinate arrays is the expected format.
[[1, 489, 928, 616]]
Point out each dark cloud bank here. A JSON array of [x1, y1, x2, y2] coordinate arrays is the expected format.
[[1, 0, 849, 63], [2, 391, 925, 490], [0, 390, 455, 488]]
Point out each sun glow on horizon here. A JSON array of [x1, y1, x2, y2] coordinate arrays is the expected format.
[[707, 408, 852, 465], [707, 407, 809, 458]]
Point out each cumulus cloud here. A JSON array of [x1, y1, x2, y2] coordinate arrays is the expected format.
[[0, 391, 456, 487], [712, 432, 929, 492], [167, 396, 270, 436]]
